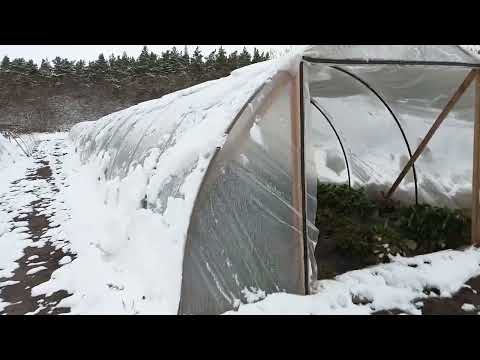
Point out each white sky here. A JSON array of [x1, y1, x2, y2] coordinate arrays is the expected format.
[[0, 45, 291, 64]]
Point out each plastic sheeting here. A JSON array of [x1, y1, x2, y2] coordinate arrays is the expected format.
[[303, 45, 480, 65], [351, 65, 474, 209], [307, 63, 417, 204], [178, 72, 309, 314], [306, 60, 475, 209], [309, 102, 349, 185], [70, 60, 285, 214], [69, 58, 310, 315]]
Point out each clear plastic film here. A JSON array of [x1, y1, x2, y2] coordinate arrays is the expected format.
[[179, 72, 306, 314], [303, 45, 479, 64], [307, 63, 417, 204], [301, 63, 320, 288], [344, 65, 475, 209], [308, 101, 350, 186]]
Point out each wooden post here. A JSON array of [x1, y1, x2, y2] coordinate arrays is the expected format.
[[290, 70, 306, 294], [472, 72, 480, 245], [386, 69, 478, 200]]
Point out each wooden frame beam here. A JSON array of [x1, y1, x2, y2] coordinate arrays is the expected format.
[[385, 69, 478, 200], [290, 67, 307, 294], [472, 72, 480, 245]]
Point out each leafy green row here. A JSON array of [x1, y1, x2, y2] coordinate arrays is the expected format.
[[315, 183, 470, 271]]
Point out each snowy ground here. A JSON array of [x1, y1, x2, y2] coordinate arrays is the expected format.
[[226, 248, 480, 315], [1, 133, 480, 314]]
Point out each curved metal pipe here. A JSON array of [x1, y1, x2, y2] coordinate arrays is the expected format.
[[310, 99, 352, 188], [303, 56, 480, 68], [329, 65, 419, 204]]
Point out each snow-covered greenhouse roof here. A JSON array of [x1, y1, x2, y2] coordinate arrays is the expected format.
[[303, 45, 480, 65], [70, 45, 480, 314]]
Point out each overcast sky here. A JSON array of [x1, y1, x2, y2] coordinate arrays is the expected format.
[[0, 45, 291, 64]]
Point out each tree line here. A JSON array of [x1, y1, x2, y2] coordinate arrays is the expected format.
[[0, 46, 272, 132], [0, 46, 271, 85]]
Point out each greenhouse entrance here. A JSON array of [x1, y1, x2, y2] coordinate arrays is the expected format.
[[177, 48, 480, 314], [302, 54, 480, 279]]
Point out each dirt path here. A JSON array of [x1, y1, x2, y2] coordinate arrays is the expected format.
[[0, 137, 74, 315]]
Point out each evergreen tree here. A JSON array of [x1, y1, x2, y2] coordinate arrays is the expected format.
[[190, 46, 204, 80], [180, 46, 190, 70], [96, 53, 108, 70], [136, 46, 153, 73], [63, 59, 74, 73], [52, 57, 74, 75], [84, 53, 108, 79], [150, 53, 164, 75], [148, 51, 159, 71], [74, 59, 86, 75], [169, 47, 182, 73], [118, 51, 133, 75], [25, 60, 38, 74], [39, 59, 52, 75], [204, 50, 217, 78], [108, 54, 117, 68], [1, 56, 10, 70], [251, 48, 262, 63], [139, 46, 149, 61], [215, 46, 229, 76], [160, 50, 172, 73], [161, 47, 182, 74], [228, 50, 239, 70], [238, 47, 251, 67], [85, 60, 94, 76], [10, 58, 27, 72], [52, 56, 62, 71]]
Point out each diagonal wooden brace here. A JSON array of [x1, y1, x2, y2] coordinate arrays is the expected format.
[[385, 69, 478, 201]]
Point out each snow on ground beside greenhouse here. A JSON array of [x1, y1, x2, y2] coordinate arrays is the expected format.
[[0, 132, 33, 228], [225, 247, 480, 315], [0, 133, 36, 311], [30, 139, 180, 314]]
